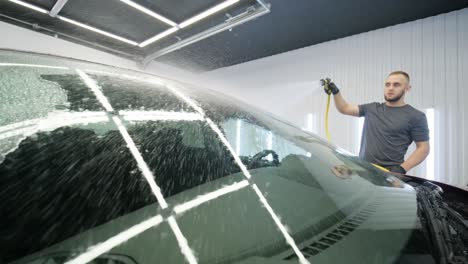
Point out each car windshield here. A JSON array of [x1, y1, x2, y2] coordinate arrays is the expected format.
[[1, 50, 431, 264]]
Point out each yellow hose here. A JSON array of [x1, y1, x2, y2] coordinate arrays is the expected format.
[[325, 94, 331, 142], [371, 163, 389, 172], [323, 91, 389, 172]]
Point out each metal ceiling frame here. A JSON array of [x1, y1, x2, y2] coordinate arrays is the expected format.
[[48, 0, 68, 17], [7, 0, 261, 46], [141, 0, 270, 67], [5, 0, 270, 64], [7, 0, 141, 45], [137, 0, 243, 48]]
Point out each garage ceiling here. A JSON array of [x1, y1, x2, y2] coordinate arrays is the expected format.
[[0, 0, 267, 66], [1, 0, 468, 72]]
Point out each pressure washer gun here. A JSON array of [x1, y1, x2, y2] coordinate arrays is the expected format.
[[320, 78, 340, 95]]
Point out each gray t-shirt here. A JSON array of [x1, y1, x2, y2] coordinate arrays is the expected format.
[[358, 102, 429, 167]]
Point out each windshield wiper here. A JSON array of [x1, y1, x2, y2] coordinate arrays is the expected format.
[[416, 182, 468, 264]]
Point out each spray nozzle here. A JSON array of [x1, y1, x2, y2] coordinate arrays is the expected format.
[[321, 78, 333, 95]]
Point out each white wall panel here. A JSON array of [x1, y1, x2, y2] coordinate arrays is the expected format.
[[445, 13, 459, 186], [201, 8, 468, 187], [458, 9, 468, 187], [433, 14, 447, 183]]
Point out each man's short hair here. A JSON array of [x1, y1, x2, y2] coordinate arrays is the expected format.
[[389, 71, 410, 83]]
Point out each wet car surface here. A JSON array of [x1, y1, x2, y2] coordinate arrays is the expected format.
[[1, 50, 468, 264]]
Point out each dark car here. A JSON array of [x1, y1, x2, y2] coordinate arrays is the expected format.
[[1, 50, 468, 264]]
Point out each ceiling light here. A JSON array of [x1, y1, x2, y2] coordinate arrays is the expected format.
[[120, 111, 204, 122], [58, 16, 139, 46], [173, 180, 249, 214], [119, 0, 177, 27], [8, 0, 48, 14], [76, 69, 115, 112], [65, 215, 164, 264], [139, 27, 179, 47], [179, 0, 240, 28], [0, 63, 69, 69]]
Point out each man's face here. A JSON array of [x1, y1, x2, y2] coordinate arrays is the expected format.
[[384, 74, 410, 103]]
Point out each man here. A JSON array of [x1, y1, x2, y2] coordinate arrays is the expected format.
[[321, 71, 430, 174]]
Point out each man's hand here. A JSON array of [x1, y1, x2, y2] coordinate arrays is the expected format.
[[320, 78, 359, 117], [400, 141, 430, 173], [320, 78, 340, 95], [390, 165, 407, 175]]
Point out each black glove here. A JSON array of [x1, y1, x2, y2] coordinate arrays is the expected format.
[[320, 78, 340, 95], [390, 165, 407, 175]]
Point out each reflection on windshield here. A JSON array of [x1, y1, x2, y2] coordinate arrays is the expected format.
[[1, 51, 420, 264]]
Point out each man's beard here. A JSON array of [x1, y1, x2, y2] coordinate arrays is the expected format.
[[385, 90, 405, 102]]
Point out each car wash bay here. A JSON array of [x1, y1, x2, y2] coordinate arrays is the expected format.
[[1, 1, 468, 263]]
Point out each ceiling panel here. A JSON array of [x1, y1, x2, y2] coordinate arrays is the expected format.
[[28, 0, 58, 10], [0, 0, 257, 58], [0, 2, 144, 58], [60, 0, 171, 42], [157, 0, 468, 71], [2, 0, 468, 72], [131, 0, 223, 23]]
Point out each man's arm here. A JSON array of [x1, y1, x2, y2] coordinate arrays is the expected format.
[[401, 141, 430, 172], [321, 78, 359, 117], [333, 92, 360, 117]]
